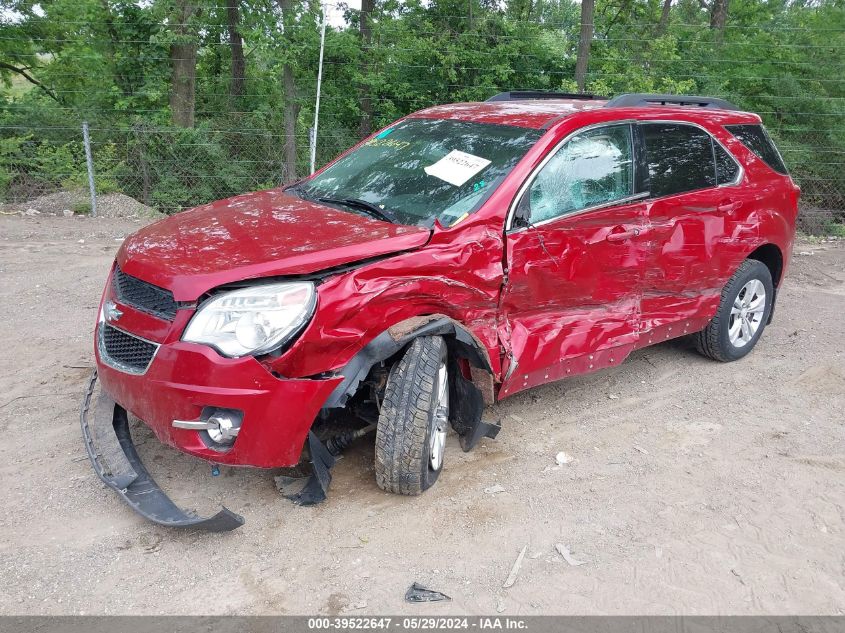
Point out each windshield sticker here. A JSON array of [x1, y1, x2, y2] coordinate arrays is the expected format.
[[375, 128, 394, 139], [364, 137, 411, 151], [451, 212, 470, 226], [424, 150, 492, 187]]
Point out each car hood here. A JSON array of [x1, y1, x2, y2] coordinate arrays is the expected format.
[[116, 189, 431, 301]]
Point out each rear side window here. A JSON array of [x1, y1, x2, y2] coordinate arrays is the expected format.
[[714, 143, 740, 185], [725, 124, 788, 175], [641, 123, 717, 197]]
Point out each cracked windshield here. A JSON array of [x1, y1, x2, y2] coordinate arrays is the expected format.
[[290, 118, 542, 227]]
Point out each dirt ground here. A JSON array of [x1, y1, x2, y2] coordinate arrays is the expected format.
[[0, 212, 843, 616]]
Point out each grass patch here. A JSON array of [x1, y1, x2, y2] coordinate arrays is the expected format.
[[72, 201, 91, 215], [825, 223, 845, 238]]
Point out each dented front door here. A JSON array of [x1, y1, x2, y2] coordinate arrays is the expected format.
[[497, 122, 649, 398]]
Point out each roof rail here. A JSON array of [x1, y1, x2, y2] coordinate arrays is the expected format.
[[605, 93, 740, 111], [486, 91, 608, 103]]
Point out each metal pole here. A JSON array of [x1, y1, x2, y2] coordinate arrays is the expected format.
[[82, 121, 97, 217], [309, 4, 327, 175]]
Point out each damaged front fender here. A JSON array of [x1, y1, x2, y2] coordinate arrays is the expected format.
[[322, 314, 492, 409], [322, 315, 500, 452]]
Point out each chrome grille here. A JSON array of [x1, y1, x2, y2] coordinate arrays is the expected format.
[[112, 267, 178, 321], [98, 323, 159, 374]]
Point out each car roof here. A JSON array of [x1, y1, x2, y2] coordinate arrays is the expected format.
[[409, 99, 760, 130], [410, 100, 608, 130]]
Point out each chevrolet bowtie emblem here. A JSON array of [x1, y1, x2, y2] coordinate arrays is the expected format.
[[105, 300, 123, 322]]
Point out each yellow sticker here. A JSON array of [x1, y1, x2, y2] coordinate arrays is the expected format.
[[450, 212, 470, 226], [364, 138, 411, 151]]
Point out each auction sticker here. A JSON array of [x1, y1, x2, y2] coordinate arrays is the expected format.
[[424, 150, 491, 187]]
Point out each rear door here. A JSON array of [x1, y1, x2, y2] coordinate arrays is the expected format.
[[638, 122, 745, 341], [499, 123, 649, 398]]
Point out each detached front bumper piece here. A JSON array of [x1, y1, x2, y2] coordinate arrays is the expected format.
[[80, 370, 244, 532]]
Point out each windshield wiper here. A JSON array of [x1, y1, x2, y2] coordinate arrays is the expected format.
[[285, 182, 315, 198], [317, 196, 400, 224]]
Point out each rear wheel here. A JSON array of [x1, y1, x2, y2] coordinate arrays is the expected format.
[[374, 336, 449, 495], [695, 259, 774, 362]]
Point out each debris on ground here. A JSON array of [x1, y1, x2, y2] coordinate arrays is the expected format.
[[608, 394, 619, 399], [555, 451, 573, 465], [632, 445, 649, 455], [484, 484, 506, 495], [502, 545, 528, 588], [2, 190, 162, 219], [404, 583, 451, 603], [555, 543, 587, 567]]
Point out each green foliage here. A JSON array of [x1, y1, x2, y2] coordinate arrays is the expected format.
[[72, 200, 91, 215], [826, 222, 845, 238], [0, 0, 842, 228], [0, 129, 86, 198]]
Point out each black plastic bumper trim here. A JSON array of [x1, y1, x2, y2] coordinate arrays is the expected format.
[[80, 370, 244, 532]]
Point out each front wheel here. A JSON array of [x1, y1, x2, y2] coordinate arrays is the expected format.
[[374, 336, 449, 495], [695, 259, 774, 362]]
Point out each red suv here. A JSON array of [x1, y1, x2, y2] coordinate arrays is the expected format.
[[82, 92, 798, 531]]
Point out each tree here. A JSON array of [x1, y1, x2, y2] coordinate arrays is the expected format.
[[358, 0, 375, 138], [0, 61, 59, 102], [710, 0, 730, 37], [226, 0, 246, 100], [574, 0, 595, 92], [657, 0, 672, 35], [277, 0, 301, 183], [169, 0, 201, 127]]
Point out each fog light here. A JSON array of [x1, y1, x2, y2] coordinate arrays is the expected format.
[[207, 411, 241, 445], [172, 407, 243, 448]]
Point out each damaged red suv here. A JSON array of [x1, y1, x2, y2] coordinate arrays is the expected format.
[[82, 92, 798, 531]]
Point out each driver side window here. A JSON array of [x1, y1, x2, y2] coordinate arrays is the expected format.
[[525, 124, 634, 224]]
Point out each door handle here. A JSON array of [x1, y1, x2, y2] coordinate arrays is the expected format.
[[606, 227, 641, 242], [717, 200, 742, 214]]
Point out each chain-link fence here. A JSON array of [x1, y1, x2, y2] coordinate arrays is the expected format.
[[6, 112, 841, 233], [1, 4, 843, 234]]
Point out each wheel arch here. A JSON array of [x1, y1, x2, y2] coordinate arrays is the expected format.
[[746, 242, 784, 288], [322, 314, 493, 409]]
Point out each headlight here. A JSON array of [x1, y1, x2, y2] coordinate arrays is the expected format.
[[183, 282, 316, 357]]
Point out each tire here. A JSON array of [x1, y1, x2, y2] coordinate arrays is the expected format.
[[374, 336, 449, 495], [695, 259, 774, 362]]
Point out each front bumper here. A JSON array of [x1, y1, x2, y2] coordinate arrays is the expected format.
[[96, 326, 344, 468], [81, 370, 244, 531]]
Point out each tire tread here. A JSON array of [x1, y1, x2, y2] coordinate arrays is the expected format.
[[374, 336, 444, 495]]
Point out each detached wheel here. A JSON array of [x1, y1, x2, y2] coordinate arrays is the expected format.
[[695, 259, 774, 362], [374, 336, 449, 495]]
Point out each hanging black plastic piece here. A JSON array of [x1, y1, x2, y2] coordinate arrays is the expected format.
[[80, 371, 244, 532], [448, 360, 501, 452], [278, 431, 336, 506]]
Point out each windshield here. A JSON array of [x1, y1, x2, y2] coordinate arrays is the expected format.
[[291, 118, 542, 227]]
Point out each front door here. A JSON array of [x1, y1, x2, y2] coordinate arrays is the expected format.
[[498, 123, 649, 398]]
